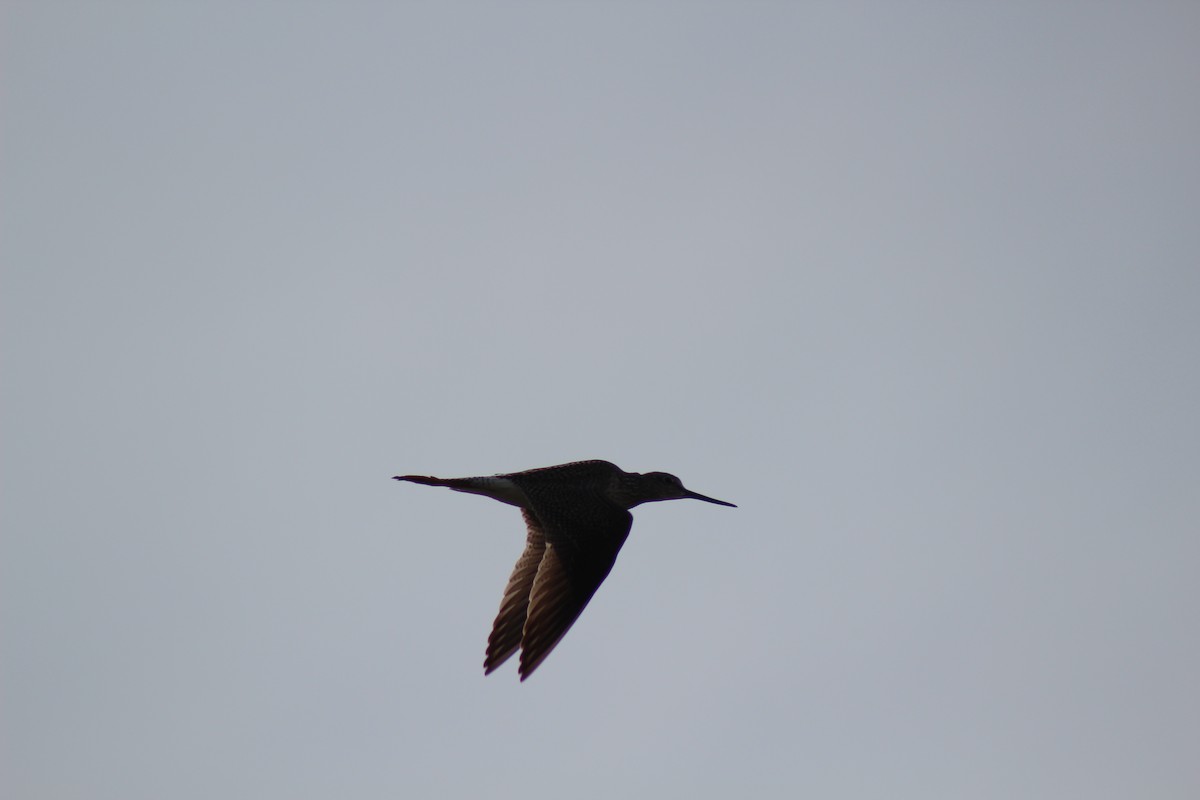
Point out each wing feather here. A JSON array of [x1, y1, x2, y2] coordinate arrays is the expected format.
[[484, 510, 545, 674], [516, 497, 633, 680]]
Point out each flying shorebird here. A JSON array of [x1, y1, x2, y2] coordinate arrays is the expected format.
[[393, 459, 735, 680]]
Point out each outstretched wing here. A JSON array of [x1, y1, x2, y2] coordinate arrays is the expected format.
[[484, 510, 545, 674], [516, 492, 633, 680]]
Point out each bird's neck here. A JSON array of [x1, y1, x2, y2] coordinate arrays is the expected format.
[[605, 472, 655, 510]]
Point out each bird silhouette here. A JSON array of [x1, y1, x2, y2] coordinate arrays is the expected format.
[[393, 459, 735, 680]]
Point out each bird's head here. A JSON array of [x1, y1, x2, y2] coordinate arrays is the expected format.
[[637, 471, 736, 507]]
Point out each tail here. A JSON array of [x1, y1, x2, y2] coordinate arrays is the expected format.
[[393, 474, 463, 488], [393, 473, 526, 506]]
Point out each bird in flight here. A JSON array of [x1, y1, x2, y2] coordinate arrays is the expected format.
[[393, 459, 735, 680]]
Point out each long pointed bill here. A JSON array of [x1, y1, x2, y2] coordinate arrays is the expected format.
[[684, 490, 737, 507]]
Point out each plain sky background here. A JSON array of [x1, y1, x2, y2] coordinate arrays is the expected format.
[[3, 3, 1198, 798]]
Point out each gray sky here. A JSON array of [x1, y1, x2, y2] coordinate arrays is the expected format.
[[3, 3, 1198, 798]]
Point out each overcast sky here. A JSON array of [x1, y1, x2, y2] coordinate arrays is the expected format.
[[3, 3, 1198, 798]]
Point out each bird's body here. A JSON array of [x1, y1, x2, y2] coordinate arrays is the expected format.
[[393, 459, 735, 680]]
